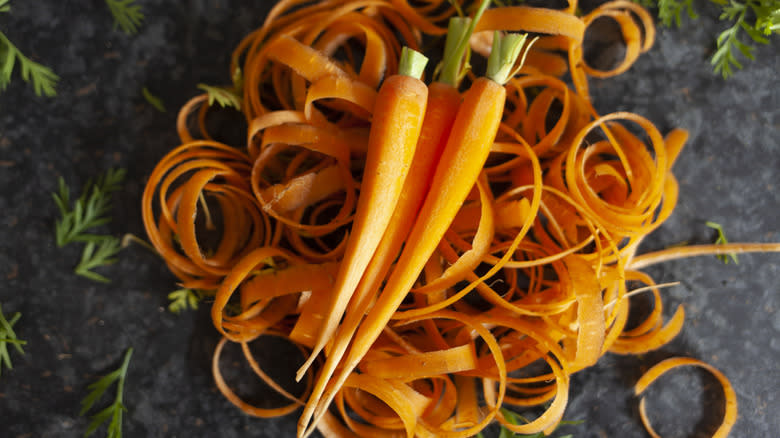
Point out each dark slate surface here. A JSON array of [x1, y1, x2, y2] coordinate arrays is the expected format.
[[0, 2, 777, 437]]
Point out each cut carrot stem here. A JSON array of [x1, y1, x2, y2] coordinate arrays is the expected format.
[[439, 17, 471, 86], [398, 46, 428, 78], [295, 47, 429, 382], [438, 0, 491, 87], [487, 31, 532, 84]]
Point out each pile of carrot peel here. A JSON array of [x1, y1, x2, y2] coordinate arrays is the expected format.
[[141, 1, 780, 437]]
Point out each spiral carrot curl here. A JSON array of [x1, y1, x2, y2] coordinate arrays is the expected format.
[[141, 1, 780, 436]]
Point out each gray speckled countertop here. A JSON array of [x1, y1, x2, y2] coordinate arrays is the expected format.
[[0, 1, 777, 437]]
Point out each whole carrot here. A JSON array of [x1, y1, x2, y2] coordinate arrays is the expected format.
[[299, 31, 533, 437], [295, 47, 430, 379]]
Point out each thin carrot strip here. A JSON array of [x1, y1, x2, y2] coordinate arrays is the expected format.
[[240, 262, 339, 305], [259, 123, 351, 163], [564, 255, 605, 371], [388, 0, 449, 35], [450, 198, 530, 233], [610, 305, 685, 354], [250, 143, 355, 236], [339, 373, 430, 438], [635, 357, 737, 438], [317, 410, 361, 438], [490, 351, 569, 435], [290, 287, 335, 349], [409, 176, 494, 295], [212, 247, 304, 341], [581, 10, 642, 77], [303, 74, 377, 122], [265, 35, 350, 83], [474, 7, 585, 43], [311, 20, 388, 88], [585, 0, 656, 52], [629, 242, 780, 270], [212, 337, 303, 418], [259, 165, 344, 213], [614, 271, 663, 338], [453, 375, 479, 428], [362, 344, 478, 381], [248, 110, 308, 158]]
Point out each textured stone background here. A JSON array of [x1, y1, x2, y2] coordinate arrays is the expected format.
[[0, 1, 777, 437]]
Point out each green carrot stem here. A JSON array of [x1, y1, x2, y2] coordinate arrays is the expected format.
[[398, 47, 429, 78], [438, 0, 492, 87], [486, 31, 531, 84]]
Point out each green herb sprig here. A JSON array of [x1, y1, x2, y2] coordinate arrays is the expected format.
[[197, 83, 242, 110], [710, 0, 778, 78], [0, 0, 59, 97], [706, 221, 739, 264], [80, 348, 133, 438], [195, 67, 244, 111], [53, 168, 126, 282], [168, 288, 202, 314], [105, 0, 144, 35], [54, 169, 125, 247], [0, 303, 26, 377], [142, 87, 166, 112], [633, 0, 779, 77], [75, 238, 123, 283]]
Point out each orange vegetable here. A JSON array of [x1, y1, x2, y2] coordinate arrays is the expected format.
[[296, 47, 430, 379]]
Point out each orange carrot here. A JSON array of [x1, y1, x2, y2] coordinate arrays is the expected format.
[[295, 47, 430, 378], [299, 32, 533, 437]]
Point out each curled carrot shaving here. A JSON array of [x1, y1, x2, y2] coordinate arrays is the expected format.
[[213, 335, 310, 418], [635, 357, 738, 438], [474, 7, 585, 43]]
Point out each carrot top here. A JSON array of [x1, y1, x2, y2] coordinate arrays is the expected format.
[[487, 31, 533, 84], [398, 46, 428, 78], [437, 0, 491, 87]]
